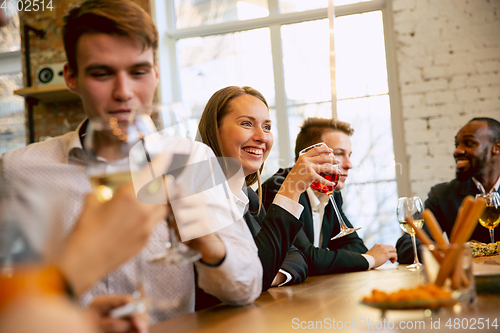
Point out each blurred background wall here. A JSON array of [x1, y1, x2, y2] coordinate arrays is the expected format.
[[392, 0, 500, 199]]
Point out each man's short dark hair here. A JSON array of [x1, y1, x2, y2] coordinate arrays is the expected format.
[[63, 0, 158, 73], [294, 117, 354, 161], [470, 117, 500, 143]]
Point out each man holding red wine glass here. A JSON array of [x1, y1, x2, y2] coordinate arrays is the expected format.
[[299, 142, 361, 240], [262, 117, 397, 276]]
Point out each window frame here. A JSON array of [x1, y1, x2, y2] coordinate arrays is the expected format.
[[151, 0, 410, 197], [0, 51, 22, 75]]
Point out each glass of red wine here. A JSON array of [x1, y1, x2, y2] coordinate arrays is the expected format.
[[299, 142, 361, 240]]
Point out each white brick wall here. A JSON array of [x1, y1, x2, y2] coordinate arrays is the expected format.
[[392, 0, 500, 201]]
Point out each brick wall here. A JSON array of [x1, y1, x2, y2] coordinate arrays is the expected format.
[[19, 0, 151, 142], [392, 0, 500, 200]]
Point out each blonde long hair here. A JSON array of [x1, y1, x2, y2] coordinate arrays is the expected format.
[[198, 86, 269, 212]]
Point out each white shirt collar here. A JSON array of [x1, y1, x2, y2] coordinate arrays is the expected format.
[[66, 120, 88, 163], [236, 189, 249, 206], [493, 176, 500, 192], [306, 187, 321, 209], [306, 187, 329, 248], [472, 175, 500, 194], [306, 187, 330, 208]]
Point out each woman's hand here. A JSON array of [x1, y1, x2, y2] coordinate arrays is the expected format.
[[277, 145, 340, 202], [164, 176, 227, 266], [270, 272, 287, 287]]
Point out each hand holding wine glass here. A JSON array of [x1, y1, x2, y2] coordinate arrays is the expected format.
[[275, 142, 338, 204], [85, 113, 162, 316], [298, 142, 361, 240], [85, 114, 157, 202], [476, 192, 500, 243], [132, 104, 203, 265], [397, 197, 424, 269]]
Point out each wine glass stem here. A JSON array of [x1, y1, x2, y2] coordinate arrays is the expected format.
[[329, 194, 348, 231], [410, 233, 421, 265], [162, 174, 179, 250], [168, 223, 180, 249], [135, 255, 146, 300], [489, 229, 495, 243]]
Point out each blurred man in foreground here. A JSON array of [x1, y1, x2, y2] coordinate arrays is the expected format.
[[0, 154, 175, 332], [0, 0, 261, 326]]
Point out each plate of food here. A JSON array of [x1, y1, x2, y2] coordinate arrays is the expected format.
[[361, 284, 458, 310], [468, 241, 500, 264]]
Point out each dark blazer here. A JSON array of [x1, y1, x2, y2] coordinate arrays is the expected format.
[[261, 168, 369, 276], [396, 178, 497, 264], [195, 186, 307, 311], [244, 187, 308, 290]]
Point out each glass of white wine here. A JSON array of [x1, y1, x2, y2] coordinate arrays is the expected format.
[[132, 104, 202, 265], [85, 113, 157, 202], [476, 192, 500, 243], [85, 113, 158, 316], [397, 196, 425, 269]]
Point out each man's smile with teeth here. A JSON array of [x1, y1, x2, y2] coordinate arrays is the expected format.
[[243, 147, 263, 155], [456, 158, 469, 168]]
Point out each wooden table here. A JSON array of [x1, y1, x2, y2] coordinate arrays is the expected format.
[[152, 265, 500, 333]]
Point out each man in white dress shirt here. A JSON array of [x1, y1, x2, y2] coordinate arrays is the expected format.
[[0, 0, 261, 324]]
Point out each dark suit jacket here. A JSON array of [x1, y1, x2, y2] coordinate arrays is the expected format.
[[244, 187, 308, 290], [195, 186, 307, 310], [261, 168, 369, 276], [396, 178, 497, 264]]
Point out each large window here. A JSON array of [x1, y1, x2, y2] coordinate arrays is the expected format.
[[155, 0, 404, 246], [0, 3, 24, 156]]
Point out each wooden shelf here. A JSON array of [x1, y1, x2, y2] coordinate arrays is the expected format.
[[14, 84, 80, 103]]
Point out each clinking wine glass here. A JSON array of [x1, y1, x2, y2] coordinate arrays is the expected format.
[[299, 142, 361, 240], [476, 192, 500, 243], [85, 113, 158, 202], [397, 196, 424, 270], [85, 113, 159, 314], [133, 104, 201, 265]]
